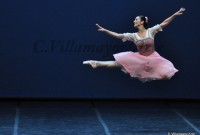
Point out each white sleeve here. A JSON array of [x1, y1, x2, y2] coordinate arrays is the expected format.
[[121, 33, 135, 42], [148, 24, 163, 39]]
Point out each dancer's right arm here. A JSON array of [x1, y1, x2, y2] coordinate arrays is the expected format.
[[96, 24, 124, 39]]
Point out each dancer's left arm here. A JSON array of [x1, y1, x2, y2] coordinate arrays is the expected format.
[[160, 8, 186, 29]]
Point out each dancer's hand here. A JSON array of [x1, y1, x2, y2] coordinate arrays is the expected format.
[[174, 7, 186, 16], [96, 24, 106, 32]]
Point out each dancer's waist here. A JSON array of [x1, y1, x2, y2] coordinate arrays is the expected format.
[[138, 50, 155, 56]]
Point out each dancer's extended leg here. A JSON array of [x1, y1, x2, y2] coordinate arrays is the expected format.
[[83, 60, 121, 68]]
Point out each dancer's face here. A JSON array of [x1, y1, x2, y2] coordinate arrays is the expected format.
[[133, 16, 144, 28]]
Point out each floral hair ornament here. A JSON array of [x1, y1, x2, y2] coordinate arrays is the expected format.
[[145, 16, 148, 23]]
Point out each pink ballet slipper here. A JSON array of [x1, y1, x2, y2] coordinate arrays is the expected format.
[[83, 60, 97, 68]]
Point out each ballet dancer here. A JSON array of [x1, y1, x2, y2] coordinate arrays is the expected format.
[[83, 8, 185, 82]]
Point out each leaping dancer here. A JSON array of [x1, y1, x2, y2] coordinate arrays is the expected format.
[[83, 8, 185, 82]]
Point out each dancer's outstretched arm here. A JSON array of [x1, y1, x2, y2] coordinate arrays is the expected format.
[[96, 24, 124, 39], [160, 8, 186, 29]]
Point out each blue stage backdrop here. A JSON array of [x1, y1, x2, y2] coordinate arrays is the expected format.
[[0, 0, 199, 99]]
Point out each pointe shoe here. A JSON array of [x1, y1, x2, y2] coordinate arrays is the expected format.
[[83, 60, 97, 68]]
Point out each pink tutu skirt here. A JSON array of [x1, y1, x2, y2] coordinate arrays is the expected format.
[[113, 51, 178, 82]]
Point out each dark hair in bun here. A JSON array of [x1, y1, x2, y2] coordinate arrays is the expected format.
[[138, 15, 148, 28]]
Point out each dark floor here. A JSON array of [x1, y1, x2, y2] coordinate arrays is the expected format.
[[0, 100, 200, 135]]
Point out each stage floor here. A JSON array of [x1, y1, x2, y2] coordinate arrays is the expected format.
[[0, 100, 199, 135]]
